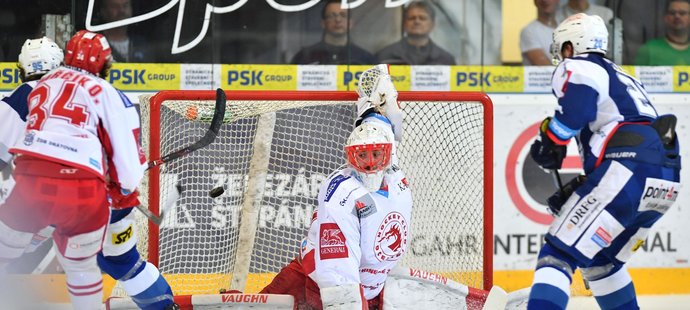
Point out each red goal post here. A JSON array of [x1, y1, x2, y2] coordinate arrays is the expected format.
[[137, 90, 493, 296]]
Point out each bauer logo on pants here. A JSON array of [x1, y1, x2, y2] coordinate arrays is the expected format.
[[319, 223, 348, 259]]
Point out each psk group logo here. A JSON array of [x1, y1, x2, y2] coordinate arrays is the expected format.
[[506, 121, 582, 225]]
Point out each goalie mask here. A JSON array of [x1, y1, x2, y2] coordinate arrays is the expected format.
[[18, 37, 63, 81], [551, 13, 608, 64], [345, 121, 394, 192], [65, 30, 112, 77]]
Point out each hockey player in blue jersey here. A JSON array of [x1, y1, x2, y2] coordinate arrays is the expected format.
[[1, 36, 178, 310], [527, 13, 681, 310]]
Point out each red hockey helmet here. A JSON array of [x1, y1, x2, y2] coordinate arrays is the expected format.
[[64, 30, 112, 76]]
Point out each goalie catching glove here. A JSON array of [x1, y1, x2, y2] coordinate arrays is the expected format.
[[108, 182, 141, 209], [356, 64, 403, 142], [529, 117, 567, 170]]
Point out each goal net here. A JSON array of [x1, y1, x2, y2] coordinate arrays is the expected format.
[[136, 90, 493, 297]]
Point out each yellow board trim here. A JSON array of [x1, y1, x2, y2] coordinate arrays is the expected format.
[[495, 268, 690, 295]]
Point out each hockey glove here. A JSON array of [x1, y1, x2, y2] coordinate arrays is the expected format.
[[356, 64, 403, 141], [530, 117, 567, 170], [108, 182, 141, 209], [546, 175, 586, 216]]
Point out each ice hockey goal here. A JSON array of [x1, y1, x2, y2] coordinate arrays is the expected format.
[[137, 90, 493, 296]]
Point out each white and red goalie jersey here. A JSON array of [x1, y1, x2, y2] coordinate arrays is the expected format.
[[301, 165, 413, 300], [10, 66, 146, 191]]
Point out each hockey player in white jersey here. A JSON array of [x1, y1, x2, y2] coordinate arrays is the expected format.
[[528, 14, 681, 310], [261, 65, 411, 310], [0, 34, 178, 309], [0, 32, 176, 309]]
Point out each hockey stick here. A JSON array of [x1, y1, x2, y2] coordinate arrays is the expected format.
[[551, 168, 564, 191], [134, 88, 227, 225], [146, 88, 226, 170], [134, 183, 181, 226]]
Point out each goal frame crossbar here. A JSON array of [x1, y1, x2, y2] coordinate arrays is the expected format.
[[144, 90, 494, 290]]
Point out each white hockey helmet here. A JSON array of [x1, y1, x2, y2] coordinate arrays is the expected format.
[[551, 13, 608, 64], [344, 121, 394, 192], [18, 37, 63, 80]]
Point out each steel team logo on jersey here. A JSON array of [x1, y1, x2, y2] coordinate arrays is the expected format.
[[319, 222, 348, 259], [374, 212, 408, 261]]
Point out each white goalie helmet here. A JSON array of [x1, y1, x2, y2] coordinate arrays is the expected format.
[[356, 64, 404, 142], [345, 120, 395, 192], [551, 13, 608, 64], [18, 37, 63, 80]]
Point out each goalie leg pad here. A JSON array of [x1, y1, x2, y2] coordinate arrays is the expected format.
[[382, 266, 471, 309], [585, 264, 639, 310], [320, 284, 365, 310]]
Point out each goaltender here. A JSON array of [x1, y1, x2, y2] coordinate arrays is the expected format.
[[260, 65, 411, 310]]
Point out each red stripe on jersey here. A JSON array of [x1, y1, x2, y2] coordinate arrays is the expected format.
[[561, 70, 573, 93]]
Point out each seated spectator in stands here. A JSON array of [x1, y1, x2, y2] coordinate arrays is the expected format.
[[99, 0, 153, 62], [636, 0, 690, 65], [520, 0, 559, 65], [556, 0, 613, 23], [376, 1, 455, 65], [291, 0, 377, 65]]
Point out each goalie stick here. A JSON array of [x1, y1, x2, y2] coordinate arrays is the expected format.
[[135, 88, 227, 225]]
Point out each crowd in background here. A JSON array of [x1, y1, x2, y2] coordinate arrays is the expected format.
[[0, 0, 687, 66]]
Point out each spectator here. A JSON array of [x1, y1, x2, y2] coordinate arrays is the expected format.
[[99, 0, 153, 62], [520, 0, 560, 65], [555, 0, 613, 24], [291, 0, 377, 65], [376, 0, 455, 65], [635, 0, 690, 65]]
